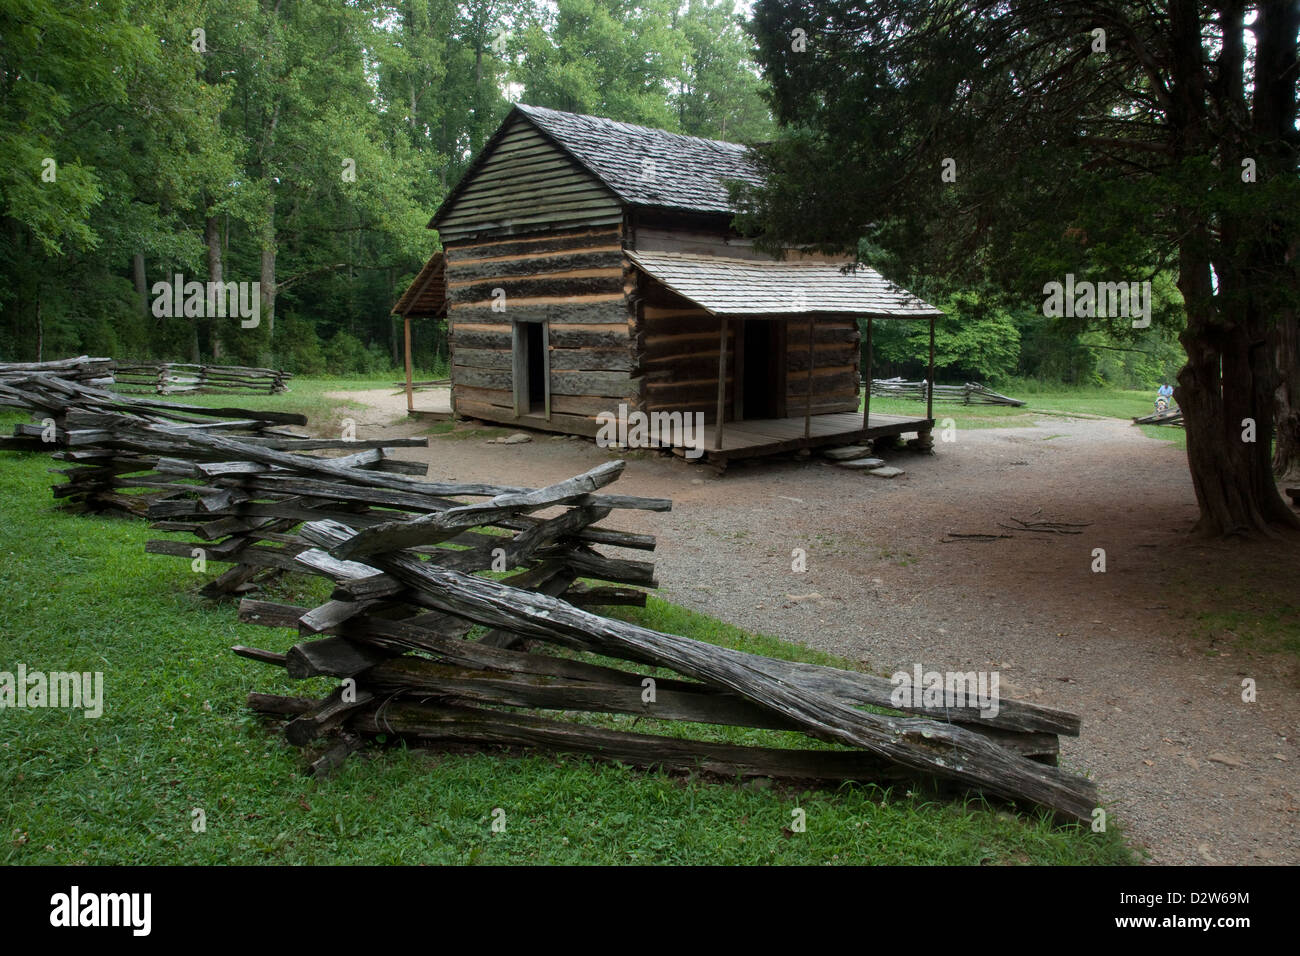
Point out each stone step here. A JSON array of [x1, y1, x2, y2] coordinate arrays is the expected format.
[[823, 445, 872, 461]]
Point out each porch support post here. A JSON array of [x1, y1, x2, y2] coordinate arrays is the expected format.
[[926, 314, 936, 422], [714, 316, 728, 450], [804, 316, 814, 439], [403, 315, 414, 415], [862, 315, 873, 431]]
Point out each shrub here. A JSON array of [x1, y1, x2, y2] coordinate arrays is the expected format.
[[323, 329, 386, 375], [274, 315, 326, 375]]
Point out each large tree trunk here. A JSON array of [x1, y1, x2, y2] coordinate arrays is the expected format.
[[131, 253, 149, 321], [1273, 312, 1300, 484], [206, 214, 224, 360], [1254, 0, 1300, 489], [1177, 243, 1299, 536], [260, 187, 277, 336], [388, 266, 400, 366], [440, 114, 449, 190], [257, 90, 282, 342], [1169, 0, 1298, 537]]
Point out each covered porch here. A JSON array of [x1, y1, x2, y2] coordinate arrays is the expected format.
[[626, 250, 943, 465], [392, 251, 451, 419], [688, 410, 933, 463]]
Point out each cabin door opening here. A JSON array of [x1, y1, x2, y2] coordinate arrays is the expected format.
[[513, 320, 550, 418], [740, 320, 785, 420]]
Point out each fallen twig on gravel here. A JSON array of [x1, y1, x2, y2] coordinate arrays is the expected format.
[[947, 511, 1093, 542], [1003, 515, 1092, 534]]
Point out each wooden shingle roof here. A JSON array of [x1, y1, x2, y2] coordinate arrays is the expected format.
[[514, 104, 764, 216], [392, 252, 446, 319], [626, 251, 943, 318]]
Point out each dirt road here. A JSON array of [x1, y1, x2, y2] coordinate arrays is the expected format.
[[329, 388, 1300, 865]]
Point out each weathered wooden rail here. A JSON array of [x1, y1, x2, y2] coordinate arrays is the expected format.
[[0, 373, 379, 519], [0, 356, 115, 387], [114, 362, 291, 394], [1132, 407, 1183, 427], [229, 502, 1096, 822], [140, 441, 664, 599], [868, 378, 1025, 407], [0, 369, 1098, 823]]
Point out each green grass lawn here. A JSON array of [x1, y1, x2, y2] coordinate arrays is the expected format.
[[169, 374, 1189, 448], [142, 372, 412, 432], [0, 412, 1135, 865], [863, 385, 1188, 446]]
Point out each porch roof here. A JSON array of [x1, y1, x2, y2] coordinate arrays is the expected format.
[[392, 252, 447, 319], [626, 250, 943, 318]]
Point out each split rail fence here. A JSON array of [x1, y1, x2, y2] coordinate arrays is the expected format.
[[114, 362, 291, 395], [1132, 407, 1184, 427], [0, 359, 1098, 822], [0, 355, 115, 388], [868, 378, 1025, 407]]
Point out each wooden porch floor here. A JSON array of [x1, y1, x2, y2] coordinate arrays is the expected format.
[[407, 386, 453, 421], [682, 411, 933, 462]]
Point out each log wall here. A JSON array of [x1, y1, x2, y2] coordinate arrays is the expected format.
[[633, 278, 734, 421], [444, 224, 859, 435], [785, 318, 861, 416], [632, 277, 859, 422], [447, 225, 635, 436]]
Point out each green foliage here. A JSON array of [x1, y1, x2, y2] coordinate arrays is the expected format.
[[516, 0, 692, 128], [0, 0, 235, 359], [866, 282, 1186, 390], [514, 0, 772, 142], [0, 0, 460, 365], [1013, 317, 1100, 388], [0, 0, 140, 257], [931, 302, 1021, 384], [672, 0, 775, 142], [274, 315, 327, 375], [0, 0, 1199, 400], [323, 329, 389, 375], [869, 290, 1021, 384]]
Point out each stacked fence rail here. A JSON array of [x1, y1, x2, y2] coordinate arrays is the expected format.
[[114, 362, 291, 394], [868, 378, 1025, 406], [0, 368, 1099, 823]]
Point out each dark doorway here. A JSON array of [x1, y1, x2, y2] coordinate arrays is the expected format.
[[525, 321, 546, 413], [741, 321, 784, 419], [513, 320, 549, 418]]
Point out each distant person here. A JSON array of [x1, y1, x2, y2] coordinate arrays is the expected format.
[[1155, 383, 1174, 413]]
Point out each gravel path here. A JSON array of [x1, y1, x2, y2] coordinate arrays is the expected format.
[[332, 391, 1300, 865]]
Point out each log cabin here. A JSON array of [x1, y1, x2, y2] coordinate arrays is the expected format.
[[395, 103, 942, 465]]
